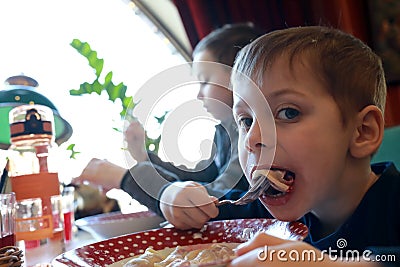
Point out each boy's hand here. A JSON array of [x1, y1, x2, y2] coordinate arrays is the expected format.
[[229, 233, 310, 266], [159, 181, 219, 230], [229, 232, 378, 267], [73, 158, 126, 192], [124, 119, 148, 163]]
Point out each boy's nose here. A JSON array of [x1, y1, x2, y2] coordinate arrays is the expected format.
[[245, 122, 264, 152], [244, 121, 274, 152], [197, 89, 204, 100]]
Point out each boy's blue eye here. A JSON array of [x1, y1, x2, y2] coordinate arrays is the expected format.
[[277, 107, 300, 120], [238, 117, 253, 130]]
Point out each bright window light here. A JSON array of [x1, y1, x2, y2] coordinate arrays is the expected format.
[[0, 0, 215, 184]]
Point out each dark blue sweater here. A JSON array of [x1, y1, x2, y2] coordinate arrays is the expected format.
[[218, 162, 400, 265]]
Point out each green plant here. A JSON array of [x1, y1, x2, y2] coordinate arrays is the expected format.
[[69, 39, 164, 153], [66, 144, 80, 159]]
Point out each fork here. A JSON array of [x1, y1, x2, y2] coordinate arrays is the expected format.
[[216, 174, 271, 206]]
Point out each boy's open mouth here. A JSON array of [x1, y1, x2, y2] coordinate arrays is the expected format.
[[253, 168, 295, 198]]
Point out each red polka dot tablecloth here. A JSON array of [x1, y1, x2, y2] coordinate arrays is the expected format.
[[52, 218, 308, 266]]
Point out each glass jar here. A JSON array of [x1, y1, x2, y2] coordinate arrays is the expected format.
[[8, 104, 65, 266]]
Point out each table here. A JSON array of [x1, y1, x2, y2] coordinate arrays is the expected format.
[[22, 229, 97, 266], [65, 229, 97, 251]]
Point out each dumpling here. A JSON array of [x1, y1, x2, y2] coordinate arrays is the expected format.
[[154, 246, 185, 267], [124, 248, 167, 267], [189, 244, 235, 265]]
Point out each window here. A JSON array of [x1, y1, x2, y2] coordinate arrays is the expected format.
[[0, 0, 216, 186]]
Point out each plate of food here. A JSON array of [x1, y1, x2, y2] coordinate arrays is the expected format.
[[52, 218, 308, 267], [112, 242, 241, 267]]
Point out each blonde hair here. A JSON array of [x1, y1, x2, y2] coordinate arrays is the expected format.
[[232, 26, 387, 124]]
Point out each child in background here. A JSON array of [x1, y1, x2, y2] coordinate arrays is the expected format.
[[75, 23, 269, 221], [162, 26, 400, 266]]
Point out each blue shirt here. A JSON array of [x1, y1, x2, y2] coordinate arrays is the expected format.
[[301, 162, 400, 265], [219, 162, 400, 265]]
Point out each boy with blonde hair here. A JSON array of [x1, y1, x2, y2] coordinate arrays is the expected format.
[[161, 26, 399, 266]]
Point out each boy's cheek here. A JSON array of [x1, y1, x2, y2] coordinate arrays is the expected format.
[[237, 145, 250, 174]]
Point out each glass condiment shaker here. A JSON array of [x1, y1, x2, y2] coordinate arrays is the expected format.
[[7, 104, 65, 266]]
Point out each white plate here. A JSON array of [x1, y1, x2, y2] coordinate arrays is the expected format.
[[75, 210, 164, 240], [53, 218, 308, 266]]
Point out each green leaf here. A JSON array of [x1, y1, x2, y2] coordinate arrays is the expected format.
[[145, 136, 161, 152], [102, 72, 128, 103], [91, 79, 104, 94], [103, 71, 113, 85], [121, 96, 135, 119], [70, 39, 103, 77], [110, 83, 127, 102], [69, 38, 166, 156], [69, 80, 103, 96], [154, 111, 168, 125], [66, 144, 81, 159], [123, 96, 136, 110]]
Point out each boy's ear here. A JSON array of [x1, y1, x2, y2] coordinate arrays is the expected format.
[[349, 105, 384, 158]]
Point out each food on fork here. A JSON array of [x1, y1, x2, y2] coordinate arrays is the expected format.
[[252, 169, 293, 193], [217, 168, 295, 206]]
